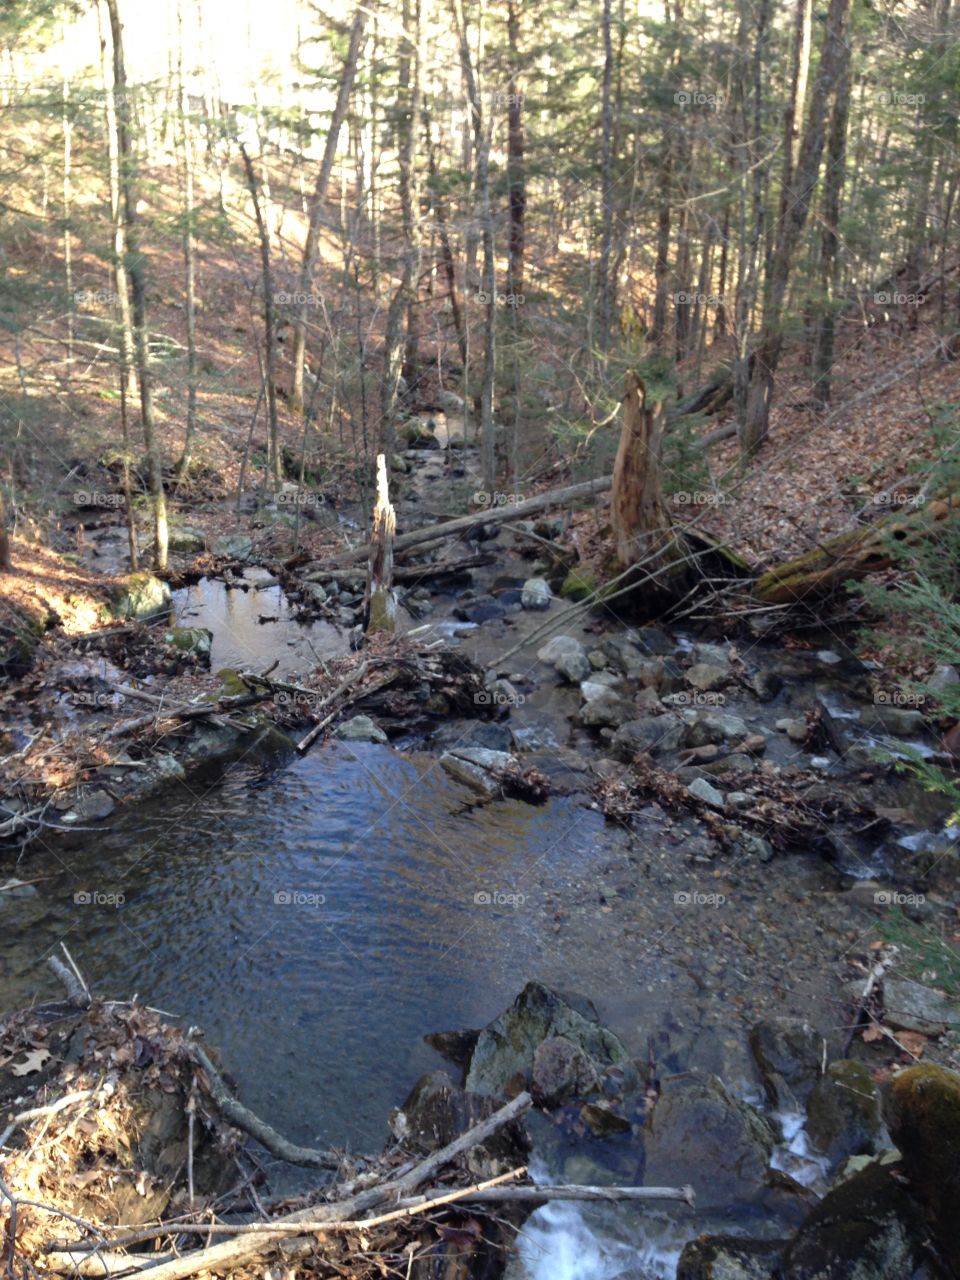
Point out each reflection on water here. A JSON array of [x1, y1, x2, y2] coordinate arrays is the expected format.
[[1, 743, 619, 1155]]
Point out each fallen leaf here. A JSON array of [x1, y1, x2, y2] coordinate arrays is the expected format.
[[897, 1031, 927, 1058], [861, 1023, 885, 1043], [11, 1048, 51, 1076]]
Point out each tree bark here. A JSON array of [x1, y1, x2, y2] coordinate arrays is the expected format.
[[174, 0, 199, 478], [365, 455, 397, 633], [597, 0, 614, 354], [239, 143, 281, 488], [506, 0, 526, 297]]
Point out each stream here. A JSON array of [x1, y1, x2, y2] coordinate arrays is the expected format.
[[4, 443, 957, 1279]]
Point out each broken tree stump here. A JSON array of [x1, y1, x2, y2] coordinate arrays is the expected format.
[[365, 453, 396, 633]]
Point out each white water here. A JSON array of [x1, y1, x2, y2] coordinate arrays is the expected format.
[[514, 1200, 679, 1280]]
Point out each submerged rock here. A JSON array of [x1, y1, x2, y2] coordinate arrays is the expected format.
[[644, 1072, 776, 1208], [464, 982, 636, 1098], [440, 746, 517, 797]]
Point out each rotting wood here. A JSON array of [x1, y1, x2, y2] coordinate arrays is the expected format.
[[365, 454, 397, 633]]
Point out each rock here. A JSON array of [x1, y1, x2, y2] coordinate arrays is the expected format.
[[612, 716, 685, 760], [683, 709, 749, 747], [164, 626, 213, 659], [726, 791, 753, 809], [559, 567, 598, 601], [404, 419, 441, 448], [390, 1070, 530, 1164], [61, 789, 116, 824], [108, 573, 172, 621], [334, 715, 389, 744], [211, 534, 253, 560], [440, 747, 516, 797], [437, 389, 466, 415], [686, 663, 728, 692], [644, 1072, 776, 1208], [580, 676, 619, 701], [739, 832, 775, 863], [165, 526, 206, 554], [928, 663, 960, 695], [389, 453, 411, 474], [775, 717, 809, 742], [742, 733, 768, 755], [634, 686, 662, 714], [303, 582, 328, 606], [588, 649, 608, 670], [885, 1063, 960, 1272], [464, 982, 636, 1097], [423, 1028, 480, 1072], [882, 975, 960, 1035], [537, 635, 591, 683], [602, 636, 650, 679], [579, 1101, 630, 1136], [0, 878, 39, 900], [782, 1160, 929, 1279], [113, 752, 185, 802], [531, 1036, 602, 1106], [865, 705, 925, 736], [580, 691, 631, 728], [454, 596, 506, 624], [806, 1060, 883, 1167], [750, 1018, 825, 1109], [677, 1236, 786, 1280], [748, 670, 784, 702], [692, 642, 730, 667], [688, 777, 725, 809], [520, 578, 552, 610]]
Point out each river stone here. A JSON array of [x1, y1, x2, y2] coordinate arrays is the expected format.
[[634, 686, 662, 714], [612, 716, 685, 760], [303, 582, 328, 606], [686, 663, 728, 693], [0, 878, 39, 900], [806, 1060, 883, 1167], [440, 747, 516, 797], [390, 1070, 530, 1163], [602, 636, 651, 679], [687, 777, 725, 809], [531, 1035, 603, 1106], [537, 635, 590, 683], [61, 789, 116, 825], [882, 975, 960, 1035], [644, 1072, 776, 1208], [211, 534, 253, 560], [782, 1160, 929, 1279], [885, 1063, 960, 1272], [677, 1236, 787, 1280], [683, 709, 749, 747], [865, 704, 925, 736], [750, 1018, 825, 1109], [164, 626, 213, 659], [692, 642, 730, 667], [521, 577, 552, 610], [108, 573, 172, 621], [166, 526, 206, 555], [464, 981, 636, 1097], [580, 690, 631, 728], [335, 715, 388, 744], [748, 670, 785, 702], [928, 663, 960, 695]]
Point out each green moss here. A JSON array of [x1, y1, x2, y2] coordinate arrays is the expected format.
[[559, 567, 599, 602]]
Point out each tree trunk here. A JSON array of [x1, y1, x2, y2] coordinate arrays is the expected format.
[[103, 0, 168, 570], [174, 0, 199, 479], [741, 0, 851, 455], [0, 488, 11, 571], [506, 0, 526, 298], [239, 143, 281, 488], [597, 0, 614, 354], [610, 373, 686, 586], [427, 118, 467, 364], [365, 455, 396, 633], [290, 7, 367, 412]]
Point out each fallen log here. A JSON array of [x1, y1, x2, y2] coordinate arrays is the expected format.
[[753, 495, 960, 604], [318, 475, 613, 565]]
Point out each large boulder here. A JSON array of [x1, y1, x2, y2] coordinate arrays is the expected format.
[[464, 982, 636, 1098], [389, 1069, 530, 1165], [750, 1018, 826, 1109], [782, 1160, 930, 1279], [644, 1072, 776, 1208], [108, 573, 172, 621], [884, 1063, 960, 1273], [805, 1060, 884, 1169], [531, 1036, 602, 1106], [677, 1236, 786, 1280]]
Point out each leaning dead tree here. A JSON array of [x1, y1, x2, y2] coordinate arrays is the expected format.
[[610, 372, 691, 595], [365, 453, 397, 632]]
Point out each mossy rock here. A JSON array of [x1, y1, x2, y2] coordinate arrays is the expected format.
[[806, 1059, 884, 1167], [559, 567, 599, 602], [215, 668, 248, 698], [165, 526, 206, 555], [108, 573, 172, 621], [884, 1063, 960, 1272], [164, 626, 212, 659]]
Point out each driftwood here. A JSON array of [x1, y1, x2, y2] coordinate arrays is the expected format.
[[753, 495, 960, 604], [319, 475, 613, 565], [299, 553, 495, 584]]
